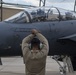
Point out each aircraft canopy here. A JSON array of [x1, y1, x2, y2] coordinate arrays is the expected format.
[[4, 7, 76, 23]]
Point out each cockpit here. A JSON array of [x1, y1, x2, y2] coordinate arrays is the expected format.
[[4, 7, 76, 23], [4, 11, 30, 23]]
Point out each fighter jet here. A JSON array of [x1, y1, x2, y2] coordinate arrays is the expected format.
[[0, 6, 76, 70]]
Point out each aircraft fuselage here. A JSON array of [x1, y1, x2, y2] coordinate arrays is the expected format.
[[0, 20, 76, 56]]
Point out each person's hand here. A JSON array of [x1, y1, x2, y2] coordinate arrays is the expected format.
[[31, 29, 39, 35]]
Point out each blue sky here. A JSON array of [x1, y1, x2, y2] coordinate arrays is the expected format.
[[3, 0, 75, 11]]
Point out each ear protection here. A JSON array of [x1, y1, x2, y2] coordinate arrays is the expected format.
[[40, 43, 43, 49], [28, 43, 43, 50]]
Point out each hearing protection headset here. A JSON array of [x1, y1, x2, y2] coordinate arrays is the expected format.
[[29, 38, 43, 50]]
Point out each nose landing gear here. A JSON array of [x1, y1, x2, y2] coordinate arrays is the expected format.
[[52, 55, 74, 75]]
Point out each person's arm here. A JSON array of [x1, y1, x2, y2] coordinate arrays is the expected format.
[[22, 34, 34, 62], [36, 33, 49, 51], [34, 33, 49, 58]]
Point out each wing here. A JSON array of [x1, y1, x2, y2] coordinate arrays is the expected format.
[[58, 34, 76, 41]]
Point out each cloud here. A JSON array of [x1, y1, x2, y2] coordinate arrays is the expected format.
[[3, 0, 75, 10], [23, 0, 39, 6], [3, 0, 75, 5], [46, 1, 74, 10], [47, 0, 75, 3]]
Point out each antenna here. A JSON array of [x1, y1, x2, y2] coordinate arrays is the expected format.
[[0, 0, 3, 21], [74, 0, 76, 12], [39, 0, 46, 7]]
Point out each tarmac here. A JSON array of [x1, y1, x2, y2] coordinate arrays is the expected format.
[[0, 56, 76, 75]]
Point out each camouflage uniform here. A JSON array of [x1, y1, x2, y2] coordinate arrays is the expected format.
[[22, 33, 49, 75]]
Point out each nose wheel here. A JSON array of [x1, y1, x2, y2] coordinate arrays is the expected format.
[[52, 55, 74, 75]]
